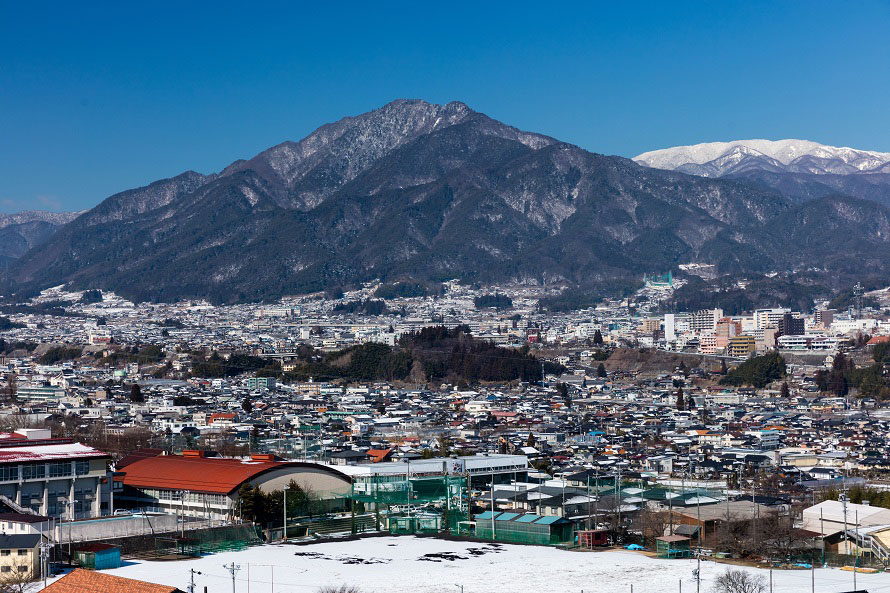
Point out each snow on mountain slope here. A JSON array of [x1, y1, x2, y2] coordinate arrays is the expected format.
[[635, 139, 890, 177]]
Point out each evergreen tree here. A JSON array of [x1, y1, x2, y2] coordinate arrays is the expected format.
[[597, 363, 607, 378], [676, 387, 685, 411], [593, 330, 604, 346], [242, 395, 253, 413], [557, 382, 571, 409], [780, 382, 790, 398], [129, 383, 144, 403]]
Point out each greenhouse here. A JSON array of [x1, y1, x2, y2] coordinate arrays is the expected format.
[[474, 511, 573, 545]]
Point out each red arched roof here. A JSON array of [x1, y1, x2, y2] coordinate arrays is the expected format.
[[120, 456, 350, 495]]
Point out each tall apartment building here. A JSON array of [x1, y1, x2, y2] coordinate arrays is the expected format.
[[778, 313, 805, 336], [690, 309, 723, 333], [754, 308, 790, 330]]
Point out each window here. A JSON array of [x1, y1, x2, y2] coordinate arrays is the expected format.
[[0, 466, 18, 481], [0, 550, 8, 556], [1, 565, 9, 572], [49, 462, 70, 478], [16, 550, 26, 556], [22, 464, 45, 480], [75, 460, 89, 475], [17, 565, 26, 572]]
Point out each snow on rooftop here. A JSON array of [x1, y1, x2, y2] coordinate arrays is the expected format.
[[0, 442, 106, 463]]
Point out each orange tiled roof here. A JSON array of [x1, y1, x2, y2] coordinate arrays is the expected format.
[[366, 448, 393, 463], [42, 569, 184, 593]]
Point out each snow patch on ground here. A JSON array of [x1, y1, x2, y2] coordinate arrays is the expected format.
[[46, 536, 890, 593]]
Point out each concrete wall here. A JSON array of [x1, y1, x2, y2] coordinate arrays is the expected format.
[[251, 466, 351, 498], [54, 513, 179, 543]]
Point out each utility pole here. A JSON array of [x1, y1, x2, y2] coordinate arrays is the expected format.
[[39, 541, 51, 589], [223, 563, 240, 593], [696, 553, 700, 593], [490, 479, 496, 539], [188, 569, 198, 593], [854, 509, 858, 592], [283, 484, 289, 541]]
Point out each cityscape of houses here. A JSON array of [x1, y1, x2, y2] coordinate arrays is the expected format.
[[1, 279, 890, 589]]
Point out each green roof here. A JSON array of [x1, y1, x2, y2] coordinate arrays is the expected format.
[[514, 514, 541, 523]]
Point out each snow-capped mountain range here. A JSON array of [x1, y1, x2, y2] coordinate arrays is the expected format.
[[634, 139, 890, 177]]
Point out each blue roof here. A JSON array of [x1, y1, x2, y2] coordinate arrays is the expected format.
[[475, 511, 496, 520], [533, 516, 561, 525], [495, 512, 520, 521]]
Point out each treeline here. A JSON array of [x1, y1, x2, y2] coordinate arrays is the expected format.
[[191, 351, 281, 378], [237, 480, 323, 526], [0, 339, 36, 355], [271, 326, 564, 385], [815, 349, 890, 399], [473, 293, 513, 309], [668, 275, 823, 316], [720, 352, 786, 388], [98, 344, 166, 366], [0, 300, 81, 318], [332, 299, 388, 316], [539, 279, 640, 313], [39, 345, 83, 364], [373, 281, 442, 299], [0, 316, 24, 330], [400, 325, 564, 383], [80, 289, 103, 304]]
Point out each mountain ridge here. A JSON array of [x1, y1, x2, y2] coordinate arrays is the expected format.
[[5, 102, 890, 304]]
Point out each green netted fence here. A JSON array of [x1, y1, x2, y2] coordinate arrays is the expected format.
[[351, 474, 469, 535], [154, 524, 262, 557]]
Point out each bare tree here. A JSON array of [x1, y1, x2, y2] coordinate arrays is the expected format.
[[317, 585, 361, 593], [0, 571, 40, 593], [711, 568, 766, 593], [635, 508, 670, 545], [716, 514, 755, 558]]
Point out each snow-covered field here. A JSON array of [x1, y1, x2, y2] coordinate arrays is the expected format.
[[46, 536, 890, 593]]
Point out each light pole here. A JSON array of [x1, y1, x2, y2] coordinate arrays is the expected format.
[[283, 485, 290, 541], [454, 584, 464, 593]]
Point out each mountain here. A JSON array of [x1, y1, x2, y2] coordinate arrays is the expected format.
[[6, 102, 890, 304], [0, 210, 82, 268], [635, 139, 890, 177], [635, 139, 890, 209]]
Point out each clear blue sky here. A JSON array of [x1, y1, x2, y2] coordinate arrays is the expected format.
[[2, 1, 889, 213]]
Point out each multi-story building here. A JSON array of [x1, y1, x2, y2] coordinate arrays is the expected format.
[[0, 430, 110, 519], [778, 313, 805, 336], [755, 308, 790, 331], [690, 309, 723, 333], [0, 534, 41, 580], [727, 335, 755, 357], [699, 333, 718, 355]]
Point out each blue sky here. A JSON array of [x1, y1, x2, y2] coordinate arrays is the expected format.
[[2, 1, 889, 213]]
